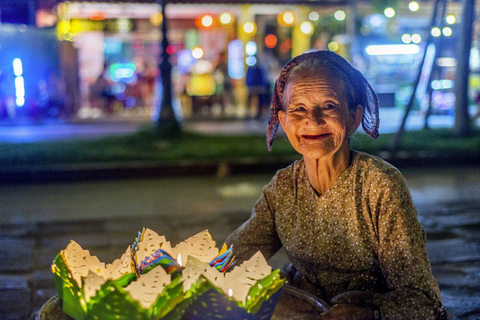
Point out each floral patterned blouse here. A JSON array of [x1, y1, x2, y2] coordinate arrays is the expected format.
[[226, 150, 445, 319]]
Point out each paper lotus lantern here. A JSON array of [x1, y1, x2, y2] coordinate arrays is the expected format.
[[51, 228, 285, 320]]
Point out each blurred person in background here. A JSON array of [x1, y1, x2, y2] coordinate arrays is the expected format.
[[89, 64, 116, 115], [227, 51, 446, 320], [246, 56, 270, 120], [213, 51, 234, 117]]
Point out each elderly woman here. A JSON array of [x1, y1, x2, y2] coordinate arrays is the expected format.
[[225, 51, 446, 319]]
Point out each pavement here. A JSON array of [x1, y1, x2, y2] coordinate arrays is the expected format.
[[0, 113, 479, 319]]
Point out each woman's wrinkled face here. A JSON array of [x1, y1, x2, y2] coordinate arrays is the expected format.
[[278, 68, 360, 160]]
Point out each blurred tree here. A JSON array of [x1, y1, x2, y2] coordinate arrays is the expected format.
[[390, 0, 442, 150], [453, 0, 476, 136], [155, 0, 181, 138]]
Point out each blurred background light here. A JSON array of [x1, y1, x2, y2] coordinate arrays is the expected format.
[[192, 46, 204, 59], [195, 14, 215, 29], [402, 34, 412, 43], [150, 12, 163, 26], [442, 27, 453, 36], [328, 41, 339, 52], [177, 49, 196, 74], [408, 1, 420, 12], [431, 27, 441, 37], [278, 11, 296, 27], [246, 56, 257, 66], [368, 14, 385, 28], [228, 39, 244, 79], [309, 11, 319, 21], [265, 34, 277, 48], [245, 41, 257, 56], [446, 15, 456, 24], [15, 77, 25, 95], [243, 21, 256, 34], [334, 10, 346, 21], [300, 21, 314, 35], [13, 58, 23, 76], [411, 33, 422, 43], [219, 12, 233, 25], [365, 44, 420, 55], [201, 14, 214, 28], [436, 57, 457, 67], [431, 79, 454, 90], [12, 58, 25, 107], [109, 63, 136, 83], [384, 8, 395, 18]]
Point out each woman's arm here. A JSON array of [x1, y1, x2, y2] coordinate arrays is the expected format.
[[225, 175, 282, 263], [367, 168, 444, 319]]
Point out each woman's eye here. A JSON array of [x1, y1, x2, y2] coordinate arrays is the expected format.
[[324, 104, 335, 110], [291, 106, 306, 112]]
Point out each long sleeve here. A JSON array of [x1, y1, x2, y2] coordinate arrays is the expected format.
[[225, 175, 282, 263], [367, 168, 444, 319]]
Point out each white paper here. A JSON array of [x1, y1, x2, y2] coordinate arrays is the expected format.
[[124, 265, 171, 309]]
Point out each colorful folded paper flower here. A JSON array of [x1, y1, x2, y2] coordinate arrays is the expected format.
[[51, 228, 285, 320]]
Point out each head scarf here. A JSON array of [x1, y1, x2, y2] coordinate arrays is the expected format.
[[267, 50, 379, 151]]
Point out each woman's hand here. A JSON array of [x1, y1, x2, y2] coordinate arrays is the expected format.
[[318, 304, 375, 320]]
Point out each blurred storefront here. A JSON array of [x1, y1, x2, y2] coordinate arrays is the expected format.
[[53, 0, 358, 120]]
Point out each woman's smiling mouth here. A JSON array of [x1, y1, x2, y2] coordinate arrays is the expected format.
[[301, 133, 332, 140]]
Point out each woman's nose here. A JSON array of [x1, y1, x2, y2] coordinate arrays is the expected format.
[[307, 108, 326, 126]]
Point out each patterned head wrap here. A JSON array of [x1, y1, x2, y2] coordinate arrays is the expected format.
[[267, 50, 379, 151]]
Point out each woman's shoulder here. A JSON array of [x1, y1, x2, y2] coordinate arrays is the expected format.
[[274, 158, 305, 179], [352, 150, 405, 183], [266, 159, 305, 189]]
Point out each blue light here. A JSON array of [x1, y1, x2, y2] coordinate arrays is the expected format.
[[109, 63, 136, 82], [13, 59, 25, 107], [16, 97, 25, 107], [245, 41, 257, 56], [15, 76, 25, 96], [228, 39, 245, 80], [246, 56, 257, 66], [13, 58, 23, 76]]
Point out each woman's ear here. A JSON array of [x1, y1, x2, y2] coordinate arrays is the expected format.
[[350, 105, 364, 133]]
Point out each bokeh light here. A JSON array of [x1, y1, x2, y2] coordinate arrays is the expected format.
[[219, 12, 233, 25], [442, 27, 452, 36], [411, 34, 422, 43], [408, 1, 420, 12], [245, 41, 257, 56], [246, 56, 257, 66], [201, 14, 214, 28], [192, 46, 204, 59], [402, 34, 412, 43], [431, 27, 441, 37], [243, 21, 256, 34], [150, 13, 163, 26], [300, 21, 313, 35], [309, 11, 319, 21], [328, 41, 339, 51], [265, 34, 277, 48], [278, 11, 296, 27], [384, 8, 395, 18], [446, 15, 456, 25], [334, 10, 346, 21]]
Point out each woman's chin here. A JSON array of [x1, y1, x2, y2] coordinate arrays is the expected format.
[[296, 146, 333, 160], [295, 141, 348, 161]]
